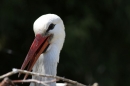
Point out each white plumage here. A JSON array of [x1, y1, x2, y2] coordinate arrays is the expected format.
[[26, 14, 66, 86]]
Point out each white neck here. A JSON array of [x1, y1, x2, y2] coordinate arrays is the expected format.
[[30, 38, 64, 86]]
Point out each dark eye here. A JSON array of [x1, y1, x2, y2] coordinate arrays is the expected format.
[[46, 23, 55, 32]]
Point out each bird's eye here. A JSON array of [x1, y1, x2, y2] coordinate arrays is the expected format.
[[46, 23, 55, 32]]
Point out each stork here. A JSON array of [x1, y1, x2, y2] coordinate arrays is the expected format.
[[20, 14, 65, 86]]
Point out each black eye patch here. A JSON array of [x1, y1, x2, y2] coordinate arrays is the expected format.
[[46, 23, 55, 32]]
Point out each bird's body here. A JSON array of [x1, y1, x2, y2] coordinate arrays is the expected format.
[[20, 14, 65, 86]]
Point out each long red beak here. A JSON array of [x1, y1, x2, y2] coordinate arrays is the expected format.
[[19, 34, 50, 79]]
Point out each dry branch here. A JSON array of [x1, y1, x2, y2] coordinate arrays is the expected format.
[[0, 68, 86, 86], [13, 79, 49, 86], [0, 78, 15, 86]]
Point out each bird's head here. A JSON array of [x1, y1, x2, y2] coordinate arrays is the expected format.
[[19, 14, 65, 78], [33, 14, 65, 44]]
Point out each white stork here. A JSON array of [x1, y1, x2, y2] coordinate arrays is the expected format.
[[20, 14, 66, 86]]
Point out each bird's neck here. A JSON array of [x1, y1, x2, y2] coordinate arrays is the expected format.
[[32, 44, 60, 74], [31, 39, 64, 86], [43, 44, 60, 75]]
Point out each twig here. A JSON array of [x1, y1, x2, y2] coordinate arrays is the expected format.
[[0, 68, 86, 86], [44, 79, 57, 84], [13, 79, 49, 86], [16, 68, 86, 86], [0, 72, 15, 80], [0, 78, 15, 86]]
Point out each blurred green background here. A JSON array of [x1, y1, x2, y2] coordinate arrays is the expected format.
[[0, 0, 130, 86]]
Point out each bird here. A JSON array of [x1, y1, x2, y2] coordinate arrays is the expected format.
[[19, 14, 66, 86]]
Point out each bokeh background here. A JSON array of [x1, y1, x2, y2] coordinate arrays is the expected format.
[[0, 0, 130, 86]]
